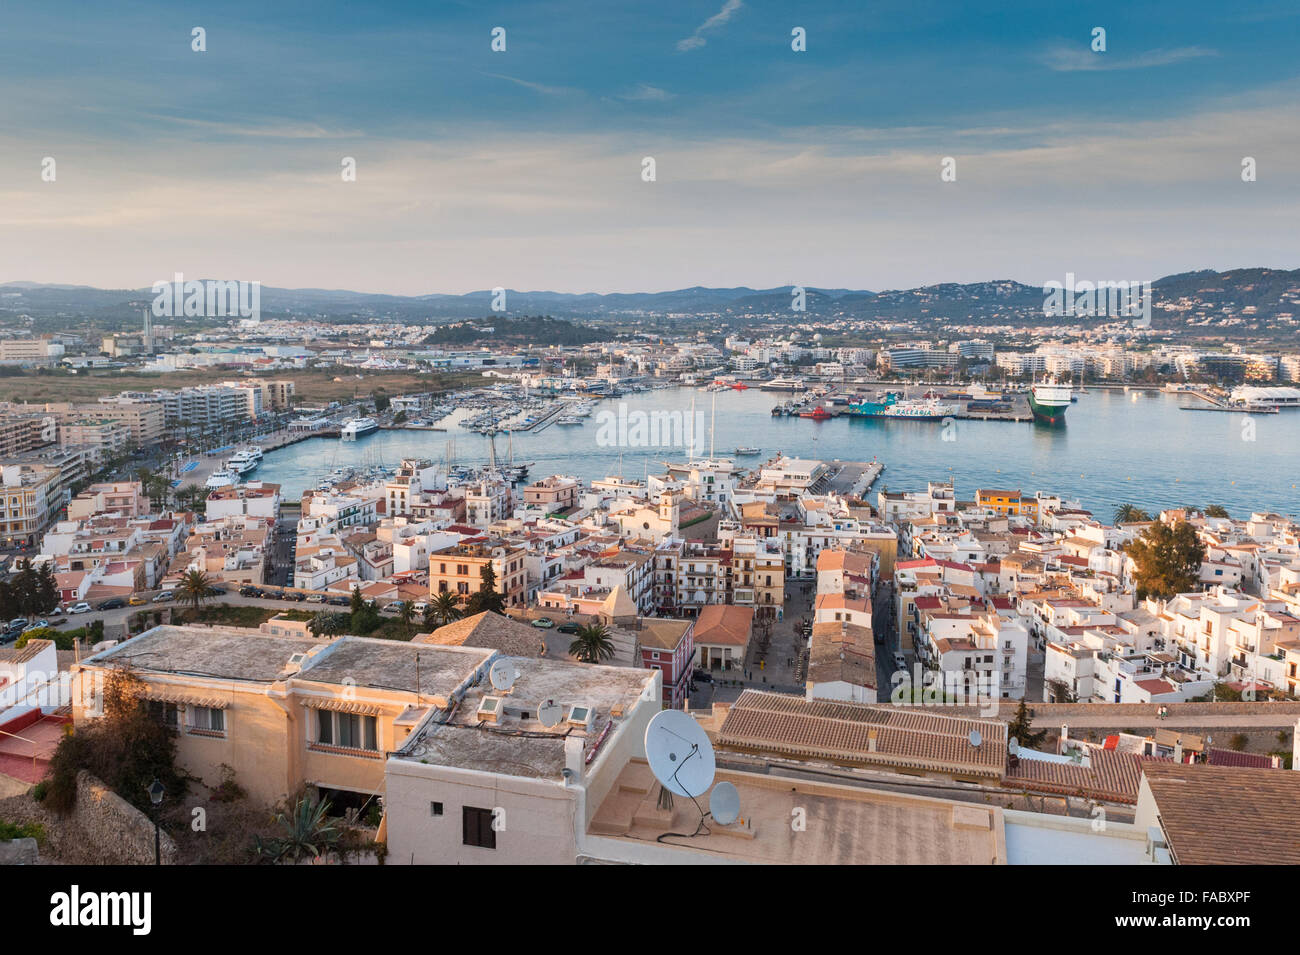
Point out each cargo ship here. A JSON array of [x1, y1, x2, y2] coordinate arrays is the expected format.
[[1029, 382, 1072, 425]]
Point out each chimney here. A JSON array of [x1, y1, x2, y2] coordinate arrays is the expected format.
[[1292, 717, 1300, 771], [1173, 738, 1183, 764], [564, 735, 585, 782]]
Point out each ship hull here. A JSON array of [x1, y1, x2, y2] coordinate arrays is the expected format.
[[1028, 393, 1069, 424]]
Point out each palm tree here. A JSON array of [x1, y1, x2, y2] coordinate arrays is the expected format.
[[397, 600, 415, 637], [1113, 503, 1151, 525], [569, 623, 615, 663], [308, 611, 348, 638], [426, 591, 462, 628], [179, 569, 214, 614]]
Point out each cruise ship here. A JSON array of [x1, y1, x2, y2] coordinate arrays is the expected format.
[[340, 417, 379, 440], [1029, 382, 1072, 425]]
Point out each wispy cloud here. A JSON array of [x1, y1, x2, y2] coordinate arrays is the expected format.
[[618, 83, 675, 102], [1040, 44, 1218, 72], [479, 71, 580, 97], [676, 0, 743, 52]]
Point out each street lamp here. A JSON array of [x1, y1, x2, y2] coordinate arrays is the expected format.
[[147, 777, 165, 865]]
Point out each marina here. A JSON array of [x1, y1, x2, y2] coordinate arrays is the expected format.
[[251, 385, 1300, 517]]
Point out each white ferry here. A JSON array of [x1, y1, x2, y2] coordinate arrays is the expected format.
[[341, 417, 379, 440], [224, 449, 260, 475], [206, 469, 239, 490]]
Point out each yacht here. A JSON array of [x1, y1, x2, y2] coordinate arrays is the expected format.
[[734, 446, 761, 455], [341, 417, 379, 440]]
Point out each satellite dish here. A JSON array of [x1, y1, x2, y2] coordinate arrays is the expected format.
[[1008, 736, 1020, 756], [709, 781, 740, 825], [537, 700, 563, 728], [644, 710, 716, 798], [969, 729, 982, 749], [488, 658, 518, 692]]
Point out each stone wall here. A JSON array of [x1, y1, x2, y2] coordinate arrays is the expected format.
[[71, 771, 178, 865]]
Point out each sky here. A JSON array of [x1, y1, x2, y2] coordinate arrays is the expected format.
[[0, 0, 1297, 295]]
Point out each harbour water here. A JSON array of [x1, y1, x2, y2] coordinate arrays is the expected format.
[[257, 387, 1300, 518]]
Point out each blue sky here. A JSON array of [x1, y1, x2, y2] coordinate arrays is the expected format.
[[1, 0, 1297, 294]]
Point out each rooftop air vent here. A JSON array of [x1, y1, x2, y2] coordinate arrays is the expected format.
[[477, 696, 503, 722]]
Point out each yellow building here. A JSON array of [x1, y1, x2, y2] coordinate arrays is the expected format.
[[975, 488, 1039, 521], [71, 626, 495, 808]]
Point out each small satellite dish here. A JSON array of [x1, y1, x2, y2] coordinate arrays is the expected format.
[[645, 710, 716, 798], [537, 700, 563, 728], [709, 781, 740, 825], [969, 729, 982, 749], [488, 658, 518, 692], [1009, 736, 1020, 756]]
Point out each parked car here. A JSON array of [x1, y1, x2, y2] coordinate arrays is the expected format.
[[7, 618, 25, 630], [208, 586, 228, 596], [68, 602, 92, 615], [98, 598, 127, 611], [692, 668, 714, 683], [22, 619, 49, 632], [128, 595, 148, 606], [531, 617, 555, 629], [154, 590, 175, 602], [556, 622, 581, 634], [328, 596, 349, 607], [239, 585, 258, 597], [306, 593, 325, 603]]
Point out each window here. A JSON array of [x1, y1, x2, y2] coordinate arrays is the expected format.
[[148, 701, 179, 728], [463, 806, 496, 849], [190, 706, 225, 733], [315, 710, 378, 751], [430, 801, 444, 817]]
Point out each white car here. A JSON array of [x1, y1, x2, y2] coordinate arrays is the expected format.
[[154, 590, 175, 602], [68, 602, 92, 614]]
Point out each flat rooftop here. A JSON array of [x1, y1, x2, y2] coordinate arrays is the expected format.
[[298, 639, 491, 699], [396, 656, 654, 779], [590, 763, 1006, 864], [87, 626, 322, 683]]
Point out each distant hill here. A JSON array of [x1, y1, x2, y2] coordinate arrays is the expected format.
[[1, 269, 1297, 335]]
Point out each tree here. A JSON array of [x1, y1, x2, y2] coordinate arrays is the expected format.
[[308, 611, 348, 638], [397, 600, 415, 637], [569, 622, 615, 663], [37, 562, 58, 615], [1006, 699, 1048, 751], [1205, 504, 1230, 519], [426, 591, 462, 628], [1113, 503, 1151, 525], [1126, 521, 1206, 600], [46, 669, 185, 815], [179, 569, 215, 614], [465, 564, 505, 615]]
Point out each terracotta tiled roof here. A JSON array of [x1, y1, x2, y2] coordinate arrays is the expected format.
[[1141, 762, 1300, 865], [717, 690, 1006, 778], [1005, 747, 1156, 805], [695, 604, 754, 646]]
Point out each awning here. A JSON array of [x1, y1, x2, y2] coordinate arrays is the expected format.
[[301, 698, 382, 717], [140, 688, 229, 709]]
